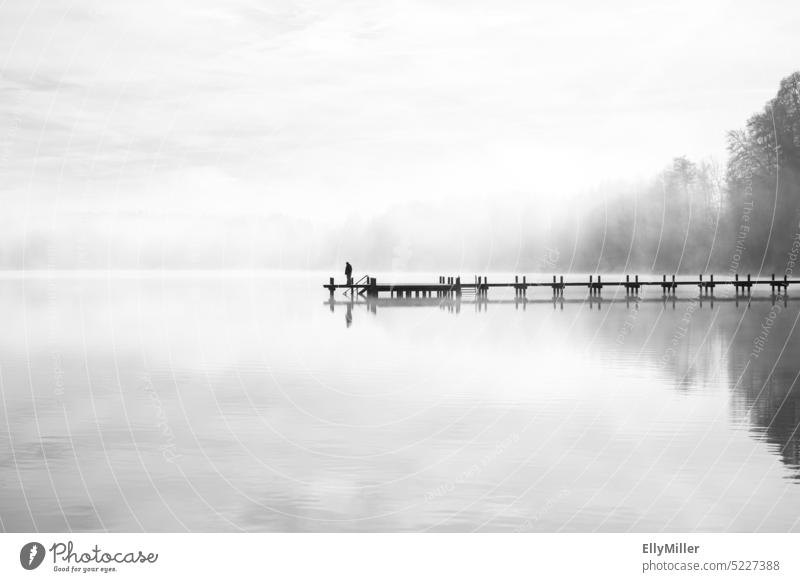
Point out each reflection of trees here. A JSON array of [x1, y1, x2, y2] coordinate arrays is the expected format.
[[587, 298, 800, 479], [746, 370, 800, 479], [660, 302, 800, 478], [726, 309, 800, 478]]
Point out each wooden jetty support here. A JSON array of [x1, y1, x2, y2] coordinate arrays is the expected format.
[[325, 274, 800, 298]]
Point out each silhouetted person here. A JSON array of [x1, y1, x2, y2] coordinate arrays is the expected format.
[[345, 262, 353, 285]]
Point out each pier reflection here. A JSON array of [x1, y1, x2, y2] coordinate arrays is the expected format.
[[324, 293, 790, 319], [324, 292, 800, 480]]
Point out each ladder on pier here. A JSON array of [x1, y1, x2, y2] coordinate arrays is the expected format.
[[343, 274, 370, 297]]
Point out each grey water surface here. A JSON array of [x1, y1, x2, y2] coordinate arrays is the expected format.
[[1, 272, 799, 532]]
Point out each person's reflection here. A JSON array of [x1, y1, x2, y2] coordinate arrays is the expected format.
[[345, 302, 353, 328]]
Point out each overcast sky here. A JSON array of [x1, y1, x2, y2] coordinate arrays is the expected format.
[[1, 0, 799, 267]]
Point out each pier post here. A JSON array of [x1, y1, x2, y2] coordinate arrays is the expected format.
[[589, 274, 593, 296], [456, 276, 461, 297], [329, 277, 334, 298]]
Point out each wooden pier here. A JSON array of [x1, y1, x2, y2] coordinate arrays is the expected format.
[[325, 273, 797, 298]]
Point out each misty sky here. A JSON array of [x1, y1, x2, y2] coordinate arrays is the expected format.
[[1, 0, 799, 267]]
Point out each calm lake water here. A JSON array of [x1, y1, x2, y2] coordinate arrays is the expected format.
[[1, 272, 799, 532]]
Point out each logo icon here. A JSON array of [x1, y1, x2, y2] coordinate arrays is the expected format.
[[20, 542, 46, 570]]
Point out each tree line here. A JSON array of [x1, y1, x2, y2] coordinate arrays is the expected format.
[[554, 72, 800, 275]]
